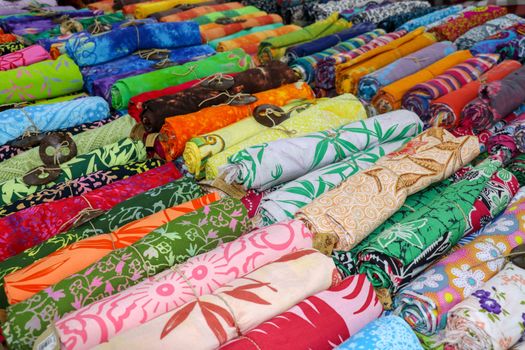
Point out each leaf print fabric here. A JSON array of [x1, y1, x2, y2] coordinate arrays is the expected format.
[[54, 219, 312, 349], [296, 128, 480, 251], [219, 274, 382, 350], [444, 262, 525, 350], [92, 249, 337, 350], [2, 197, 250, 349]]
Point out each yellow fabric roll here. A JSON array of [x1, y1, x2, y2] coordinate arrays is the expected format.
[[134, 0, 208, 19]]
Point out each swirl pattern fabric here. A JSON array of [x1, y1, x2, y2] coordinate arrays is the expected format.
[[377, 6, 442, 33], [397, 5, 463, 32], [469, 23, 525, 56], [0, 45, 49, 71], [351, 1, 431, 24]]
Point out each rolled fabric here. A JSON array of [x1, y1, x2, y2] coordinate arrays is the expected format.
[[401, 53, 500, 122], [0, 138, 146, 207], [296, 128, 480, 252], [488, 113, 525, 163], [0, 115, 135, 182], [335, 316, 423, 350], [111, 48, 252, 110], [307, 0, 378, 21], [357, 41, 456, 101], [160, 2, 243, 21], [201, 14, 283, 42], [214, 24, 295, 53], [192, 6, 261, 25], [258, 13, 350, 63], [460, 65, 525, 133], [0, 41, 24, 56], [220, 274, 382, 350], [428, 60, 522, 128], [377, 6, 442, 33], [4, 197, 250, 350], [469, 23, 525, 56], [133, 0, 209, 18], [394, 192, 525, 336], [0, 45, 49, 71], [150, 0, 219, 19], [222, 109, 420, 191], [351, 1, 431, 24], [5, 193, 219, 304], [397, 5, 463, 32], [142, 61, 298, 132], [90, 249, 336, 350], [160, 82, 314, 160], [443, 262, 525, 350], [0, 34, 16, 43], [54, 219, 312, 350], [372, 50, 472, 114], [429, 5, 508, 42], [315, 30, 407, 91], [0, 177, 203, 309], [514, 113, 525, 153], [0, 55, 82, 105], [204, 94, 370, 180]]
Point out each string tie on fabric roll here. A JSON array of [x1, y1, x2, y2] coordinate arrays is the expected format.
[[57, 195, 104, 233], [135, 49, 170, 61], [171, 64, 198, 80]]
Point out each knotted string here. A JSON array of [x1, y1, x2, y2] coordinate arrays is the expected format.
[[198, 91, 253, 108], [171, 64, 198, 80], [19, 108, 40, 138], [135, 48, 170, 60], [57, 194, 102, 233], [46, 140, 71, 165]]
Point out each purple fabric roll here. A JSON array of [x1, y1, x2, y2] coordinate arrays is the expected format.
[[92, 68, 154, 101]]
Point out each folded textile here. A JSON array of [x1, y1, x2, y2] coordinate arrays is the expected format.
[[204, 94, 369, 180], [488, 113, 525, 163], [335, 316, 423, 350], [65, 22, 202, 67], [0, 41, 24, 57], [397, 5, 463, 32], [394, 192, 525, 335], [443, 262, 525, 350], [141, 61, 298, 132], [222, 109, 419, 191], [192, 6, 261, 25], [352, 1, 431, 24], [429, 5, 508, 41], [402, 53, 500, 122], [215, 24, 297, 53], [514, 112, 525, 153], [160, 82, 314, 160], [220, 274, 382, 350], [54, 219, 312, 350], [0, 138, 146, 207], [307, 0, 378, 21], [90, 249, 336, 349], [150, 1, 219, 19], [429, 60, 522, 128], [460, 65, 525, 133], [377, 6, 442, 32], [0, 45, 49, 71], [160, 2, 243, 21], [111, 48, 252, 109], [133, 0, 209, 18], [201, 13, 283, 42], [4, 197, 250, 350], [357, 41, 456, 102], [296, 128, 479, 252], [0, 55, 82, 105]]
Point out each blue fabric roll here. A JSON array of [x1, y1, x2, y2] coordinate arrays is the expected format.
[[470, 28, 520, 55], [65, 22, 202, 67], [397, 5, 463, 32], [0, 97, 109, 146]]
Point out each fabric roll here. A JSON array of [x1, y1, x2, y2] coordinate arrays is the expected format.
[[357, 41, 456, 102], [54, 219, 312, 350], [0, 138, 146, 207], [141, 61, 297, 132], [307, 0, 378, 21], [443, 262, 525, 350], [160, 2, 243, 21], [133, 0, 209, 18], [200, 13, 283, 42], [219, 274, 382, 350], [204, 94, 371, 180], [192, 6, 261, 25], [394, 192, 525, 336], [91, 249, 336, 350], [222, 109, 419, 191], [0, 55, 82, 105], [160, 82, 314, 160], [0, 34, 16, 44], [3, 197, 250, 350], [336, 316, 423, 350], [469, 23, 525, 56], [429, 5, 508, 42], [5, 193, 219, 305], [402, 53, 500, 122], [397, 5, 463, 32], [377, 6, 442, 33], [149, 0, 218, 19], [111, 48, 252, 110], [296, 128, 479, 252], [428, 60, 522, 129], [514, 112, 525, 153], [0, 177, 203, 309], [0, 41, 24, 56], [198, 11, 269, 31], [214, 24, 296, 53], [460, 65, 525, 133], [487, 113, 525, 162], [351, 1, 431, 24], [315, 30, 407, 91], [0, 45, 49, 71]]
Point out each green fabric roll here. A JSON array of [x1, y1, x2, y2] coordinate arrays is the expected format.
[[3, 197, 250, 350], [0, 55, 83, 105], [208, 23, 283, 49], [110, 48, 253, 109], [0, 115, 135, 182], [0, 138, 146, 207], [0, 177, 203, 309], [193, 6, 260, 25]]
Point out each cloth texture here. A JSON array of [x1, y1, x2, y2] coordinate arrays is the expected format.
[[0, 45, 49, 71]]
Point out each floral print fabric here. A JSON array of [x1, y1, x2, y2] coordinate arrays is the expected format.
[[0, 45, 50, 71]]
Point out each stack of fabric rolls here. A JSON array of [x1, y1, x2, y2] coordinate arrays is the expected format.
[[0, 0, 525, 349]]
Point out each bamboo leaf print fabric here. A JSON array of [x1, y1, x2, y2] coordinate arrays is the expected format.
[[3, 197, 250, 349]]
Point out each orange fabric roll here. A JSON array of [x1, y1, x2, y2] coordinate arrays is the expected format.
[[160, 2, 243, 22], [217, 25, 301, 53], [0, 34, 17, 44], [335, 28, 436, 94], [160, 82, 315, 160], [201, 14, 283, 42], [199, 12, 267, 31], [428, 60, 522, 128], [88, 0, 114, 12], [4, 193, 220, 305], [371, 50, 473, 114]]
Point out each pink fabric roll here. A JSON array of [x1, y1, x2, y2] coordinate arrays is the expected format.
[[0, 45, 50, 71], [55, 219, 313, 350]]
